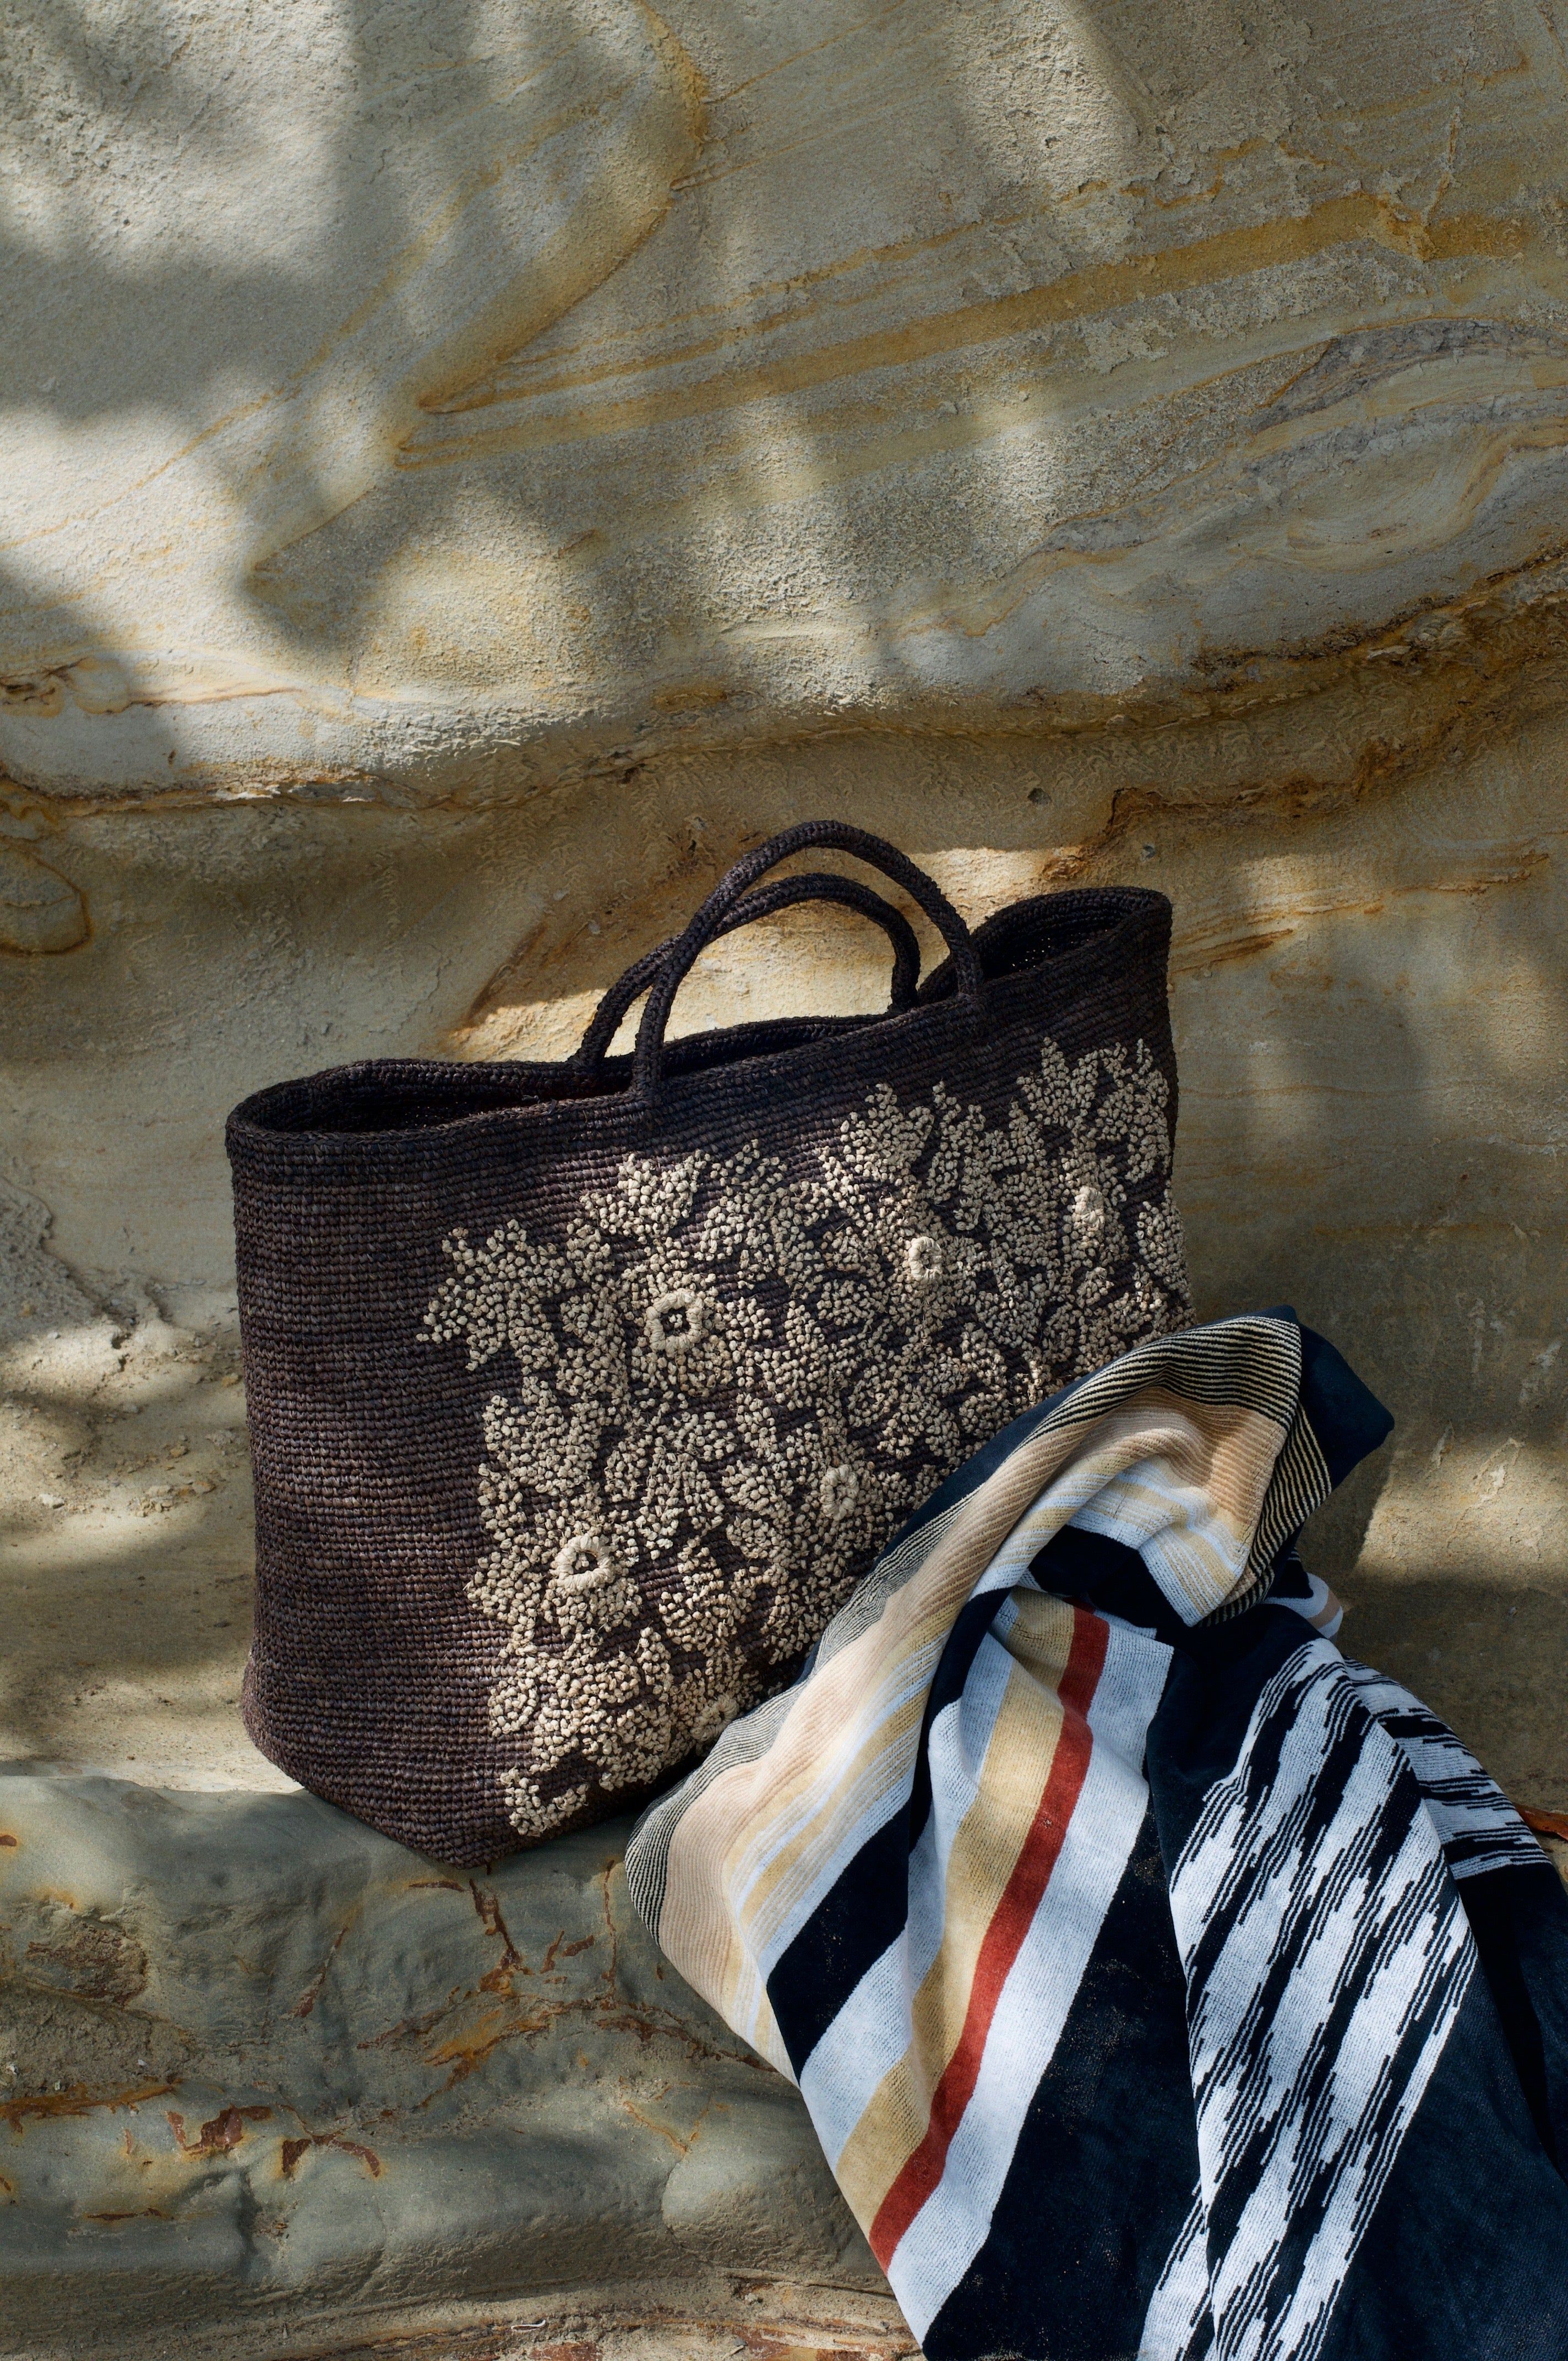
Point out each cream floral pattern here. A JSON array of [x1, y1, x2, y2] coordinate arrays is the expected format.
[[422, 1037, 1190, 1838]]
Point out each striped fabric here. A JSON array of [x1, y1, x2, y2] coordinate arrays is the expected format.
[[627, 1313, 1568, 2360]]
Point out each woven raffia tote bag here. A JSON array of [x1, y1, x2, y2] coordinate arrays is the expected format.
[[227, 821, 1192, 1862]]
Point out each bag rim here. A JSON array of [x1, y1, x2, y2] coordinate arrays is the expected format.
[[227, 883, 1172, 1151]]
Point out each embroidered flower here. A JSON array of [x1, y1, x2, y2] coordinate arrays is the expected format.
[[645, 1287, 707, 1354], [690, 1691, 740, 1745], [422, 1034, 1191, 1837], [819, 1462, 859, 1521], [720, 1402, 894, 1660]]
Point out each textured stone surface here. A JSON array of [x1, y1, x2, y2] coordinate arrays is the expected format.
[[4, 0, 1568, 793], [0, 1769, 894, 2361], [5, 0, 1568, 2347]]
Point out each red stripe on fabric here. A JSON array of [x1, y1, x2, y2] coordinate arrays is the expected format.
[[868, 1606, 1109, 2270]]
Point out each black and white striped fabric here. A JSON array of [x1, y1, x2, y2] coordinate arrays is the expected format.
[[1038, 1343, 1568, 2360], [1162, 1644, 1483, 2361], [630, 1311, 1568, 2361]]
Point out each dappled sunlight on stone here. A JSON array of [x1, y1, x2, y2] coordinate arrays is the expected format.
[[4, 0, 1568, 2341]]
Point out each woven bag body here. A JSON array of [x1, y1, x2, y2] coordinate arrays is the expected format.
[[227, 824, 1191, 1862]]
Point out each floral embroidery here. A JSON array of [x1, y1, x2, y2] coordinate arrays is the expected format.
[[422, 1036, 1190, 1839]]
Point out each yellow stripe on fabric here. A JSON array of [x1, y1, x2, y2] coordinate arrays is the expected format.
[[748, 1988, 793, 2082], [1109, 1397, 1284, 1526], [1087, 1468, 1244, 1612], [832, 1596, 1076, 2231], [715, 1672, 936, 2041], [694, 1609, 955, 2043], [1076, 1402, 1286, 1616], [711, 1574, 1006, 2038], [1006, 1587, 1085, 1686], [653, 1382, 1290, 2030], [655, 1414, 1095, 2024]]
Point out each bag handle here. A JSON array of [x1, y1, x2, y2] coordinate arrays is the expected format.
[[571, 869, 923, 1075], [630, 820, 983, 1103]]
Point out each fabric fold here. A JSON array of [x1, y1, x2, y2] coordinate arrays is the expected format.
[[627, 1311, 1568, 2360]]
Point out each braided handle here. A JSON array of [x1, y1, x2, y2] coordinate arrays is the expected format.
[[630, 821, 981, 1103], [571, 868, 923, 1075]]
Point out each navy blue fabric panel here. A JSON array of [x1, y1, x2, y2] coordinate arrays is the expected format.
[[1458, 1862, 1568, 2169], [1508, 1862, 1568, 2168], [1031, 1519, 1194, 1644], [1265, 1545, 1315, 1606], [767, 1804, 910, 2076], [923, 1810, 1200, 2361], [773, 1586, 1014, 2070], [1298, 1319, 1394, 1483], [1144, 1609, 1319, 1869], [1319, 1971, 1568, 2361]]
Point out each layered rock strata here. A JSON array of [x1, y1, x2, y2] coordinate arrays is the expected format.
[[4, 0, 1568, 2349]]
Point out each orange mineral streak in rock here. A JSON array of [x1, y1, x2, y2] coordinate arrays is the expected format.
[[2, 2080, 175, 2133]]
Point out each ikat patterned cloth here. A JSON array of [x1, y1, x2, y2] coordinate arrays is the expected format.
[[626, 1311, 1568, 2361]]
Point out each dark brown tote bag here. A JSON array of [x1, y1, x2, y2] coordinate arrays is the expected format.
[[227, 822, 1192, 1863]]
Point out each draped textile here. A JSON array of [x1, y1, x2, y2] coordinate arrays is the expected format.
[[626, 1312, 1568, 2361]]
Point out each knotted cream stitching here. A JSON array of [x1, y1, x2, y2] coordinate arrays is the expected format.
[[422, 1034, 1190, 1838]]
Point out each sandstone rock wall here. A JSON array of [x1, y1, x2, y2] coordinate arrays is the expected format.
[[5, 0, 1568, 792], [3, 0, 1568, 2349], [0, 1770, 899, 2361]]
